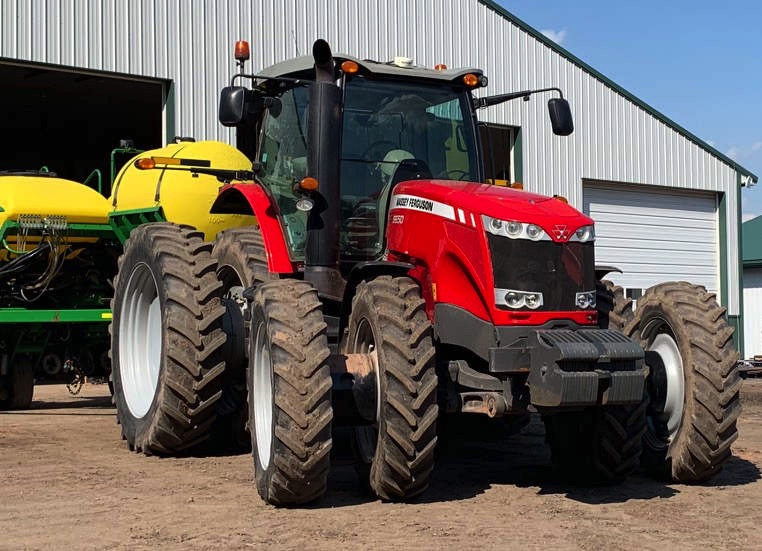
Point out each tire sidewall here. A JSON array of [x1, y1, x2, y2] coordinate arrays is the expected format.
[[111, 229, 168, 445]]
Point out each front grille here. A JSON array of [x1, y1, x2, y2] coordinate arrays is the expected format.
[[487, 235, 595, 311]]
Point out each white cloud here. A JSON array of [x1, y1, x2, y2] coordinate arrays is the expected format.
[[541, 28, 567, 45], [726, 141, 762, 160], [743, 212, 759, 223]]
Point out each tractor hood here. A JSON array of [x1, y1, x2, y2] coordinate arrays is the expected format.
[[391, 179, 593, 237]]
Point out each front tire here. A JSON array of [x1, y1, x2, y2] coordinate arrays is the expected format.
[[110, 223, 227, 455], [346, 276, 438, 501], [626, 281, 742, 482], [248, 279, 332, 506]]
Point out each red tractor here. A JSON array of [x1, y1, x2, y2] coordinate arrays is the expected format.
[[110, 40, 740, 505]]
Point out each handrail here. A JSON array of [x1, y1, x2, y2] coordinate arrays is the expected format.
[[83, 169, 103, 194]]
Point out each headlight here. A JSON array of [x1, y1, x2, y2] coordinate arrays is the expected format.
[[506, 221, 522, 237], [525, 224, 542, 240], [570, 225, 595, 242], [495, 288, 544, 309], [575, 290, 597, 309], [482, 215, 550, 241]]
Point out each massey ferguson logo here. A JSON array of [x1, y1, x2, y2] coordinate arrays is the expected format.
[[552, 224, 570, 240]]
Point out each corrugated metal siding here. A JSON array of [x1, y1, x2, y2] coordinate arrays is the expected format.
[[743, 268, 762, 358], [0, 0, 741, 313]]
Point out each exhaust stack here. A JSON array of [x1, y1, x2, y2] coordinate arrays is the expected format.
[[305, 39, 344, 300]]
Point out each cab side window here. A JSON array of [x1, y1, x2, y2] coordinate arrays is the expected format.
[[257, 86, 309, 256]]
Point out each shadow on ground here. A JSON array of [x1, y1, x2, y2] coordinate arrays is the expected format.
[[316, 413, 761, 508]]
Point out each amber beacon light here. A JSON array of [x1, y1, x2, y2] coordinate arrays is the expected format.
[[234, 40, 250, 61]]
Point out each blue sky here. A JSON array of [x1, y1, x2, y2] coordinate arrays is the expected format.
[[496, 1, 762, 220]]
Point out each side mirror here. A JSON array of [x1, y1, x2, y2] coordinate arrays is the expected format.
[[219, 86, 247, 126], [548, 97, 574, 136]]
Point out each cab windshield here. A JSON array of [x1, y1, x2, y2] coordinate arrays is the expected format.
[[340, 78, 479, 260]]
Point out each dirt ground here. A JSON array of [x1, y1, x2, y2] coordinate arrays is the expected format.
[[2, 381, 762, 551]]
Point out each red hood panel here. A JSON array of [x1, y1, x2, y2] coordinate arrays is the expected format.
[[393, 180, 593, 230]]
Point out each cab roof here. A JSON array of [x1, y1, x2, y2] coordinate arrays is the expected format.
[[257, 53, 484, 85]]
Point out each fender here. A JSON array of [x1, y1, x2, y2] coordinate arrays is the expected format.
[[210, 183, 295, 273], [337, 260, 417, 341], [595, 264, 622, 281]]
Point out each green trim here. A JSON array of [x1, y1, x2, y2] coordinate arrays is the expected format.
[[742, 215, 762, 263], [477, 0, 758, 184], [0, 220, 115, 246], [109, 206, 166, 244], [0, 308, 111, 323], [164, 81, 176, 144], [513, 127, 523, 183]]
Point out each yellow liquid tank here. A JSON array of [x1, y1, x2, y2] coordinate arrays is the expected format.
[[110, 140, 256, 240]]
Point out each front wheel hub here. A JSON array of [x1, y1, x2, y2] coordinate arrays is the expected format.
[[252, 322, 273, 470], [119, 262, 162, 419], [646, 331, 685, 440]]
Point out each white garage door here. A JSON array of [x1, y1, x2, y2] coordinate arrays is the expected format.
[[583, 182, 719, 297], [743, 267, 762, 359]]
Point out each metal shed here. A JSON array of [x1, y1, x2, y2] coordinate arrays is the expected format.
[[742, 216, 762, 358], [0, 0, 757, 349]]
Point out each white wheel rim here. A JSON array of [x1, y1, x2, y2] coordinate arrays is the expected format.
[[252, 322, 273, 469], [217, 264, 248, 317], [649, 332, 685, 438], [119, 262, 162, 419]]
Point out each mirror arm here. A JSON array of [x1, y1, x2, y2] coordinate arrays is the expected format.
[[474, 87, 564, 109], [230, 73, 311, 87]]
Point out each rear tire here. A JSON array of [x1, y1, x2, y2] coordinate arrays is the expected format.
[[626, 281, 741, 482], [248, 280, 332, 505], [347, 276, 438, 501], [110, 223, 227, 455], [212, 227, 274, 449], [0, 356, 34, 410]]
